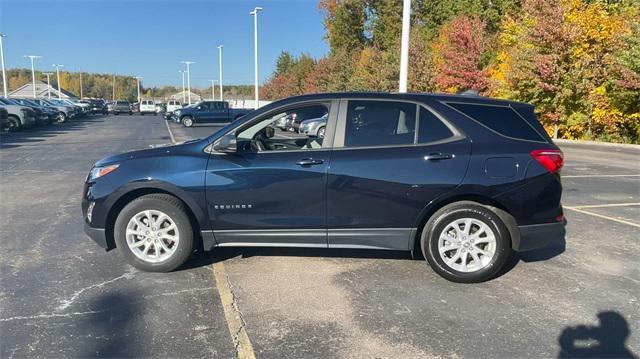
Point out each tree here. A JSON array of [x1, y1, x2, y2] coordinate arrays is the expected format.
[[319, 0, 368, 53], [432, 15, 489, 93], [275, 51, 295, 76]]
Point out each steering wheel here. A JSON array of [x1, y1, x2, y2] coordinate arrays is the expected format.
[[251, 131, 267, 151]]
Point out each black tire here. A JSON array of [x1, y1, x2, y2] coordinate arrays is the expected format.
[[58, 112, 67, 123], [129, 112, 133, 115], [182, 116, 194, 127], [114, 111, 119, 115], [7, 116, 20, 131], [421, 201, 510, 283], [114, 194, 194, 272]]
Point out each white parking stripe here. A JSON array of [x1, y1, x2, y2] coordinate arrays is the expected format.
[[563, 174, 640, 178], [564, 206, 640, 228], [570, 202, 640, 209]]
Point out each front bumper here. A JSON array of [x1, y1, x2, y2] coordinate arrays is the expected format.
[[514, 222, 565, 252]]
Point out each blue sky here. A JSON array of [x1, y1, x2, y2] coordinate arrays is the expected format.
[[0, 0, 328, 87]]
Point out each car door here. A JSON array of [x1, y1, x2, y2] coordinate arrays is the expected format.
[[326, 99, 471, 250], [195, 102, 214, 122], [209, 102, 229, 123], [204, 100, 336, 247]]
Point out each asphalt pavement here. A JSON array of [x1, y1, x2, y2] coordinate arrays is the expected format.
[[1, 115, 638, 358]]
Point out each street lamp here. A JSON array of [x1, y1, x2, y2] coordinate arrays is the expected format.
[[0, 34, 7, 98], [134, 76, 142, 102], [53, 64, 64, 99], [42, 72, 53, 99], [25, 55, 42, 98], [178, 70, 186, 104], [250, 7, 263, 109], [398, 0, 410, 93], [217, 45, 224, 101], [181, 61, 194, 105], [209, 79, 218, 100]]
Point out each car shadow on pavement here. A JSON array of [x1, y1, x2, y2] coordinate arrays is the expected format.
[[79, 291, 141, 358], [0, 116, 107, 150], [558, 311, 637, 359], [179, 246, 413, 271]]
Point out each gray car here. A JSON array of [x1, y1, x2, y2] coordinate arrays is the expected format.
[[111, 100, 133, 115], [299, 113, 328, 138]]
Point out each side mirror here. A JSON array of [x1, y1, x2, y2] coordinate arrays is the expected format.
[[213, 134, 237, 153]]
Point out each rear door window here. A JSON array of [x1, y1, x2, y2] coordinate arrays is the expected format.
[[343, 100, 416, 147], [418, 107, 454, 143], [446, 102, 545, 142]]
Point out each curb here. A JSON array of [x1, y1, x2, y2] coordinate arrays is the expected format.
[[553, 139, 640, 149]]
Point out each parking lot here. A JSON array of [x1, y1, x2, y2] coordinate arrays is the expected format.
[[1, 114, 638, 358]]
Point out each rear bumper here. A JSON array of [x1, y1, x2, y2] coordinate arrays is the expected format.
[[84, 223, 111, 250], [514, 222, 565, 252]]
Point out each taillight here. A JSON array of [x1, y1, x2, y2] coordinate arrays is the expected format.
[[530, 149, 564, 173]]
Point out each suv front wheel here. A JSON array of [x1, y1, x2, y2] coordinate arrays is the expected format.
[[114, 194, 194, 272], [182, 116, 194, 127], [421, 202, 510, 283]]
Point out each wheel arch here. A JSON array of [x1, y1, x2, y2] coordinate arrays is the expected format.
[[104, 186, 203, 251], [411, 194, 519, 258]]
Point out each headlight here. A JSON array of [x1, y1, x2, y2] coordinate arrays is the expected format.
[[175, 110, 181, 116], [89, 164, 119, 181]]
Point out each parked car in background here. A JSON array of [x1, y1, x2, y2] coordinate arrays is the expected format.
[[0, 98, 36, 129], [299, 113, 328, 138], [131, 102, 140, 113], [288, 106, 328, 132], [155, 102, 166, 114], [171, 100, 251, 127], [0, 106, 9, 130], [139, 100, 155, 115], [89, 99, 108, 115], [82, 92, 564, 283], [13, 98, 56, 125], [111, 100, 133, 115], [33, 99, 73, 122], [166, 100, 182, 114], [49, 99, 82, 118]]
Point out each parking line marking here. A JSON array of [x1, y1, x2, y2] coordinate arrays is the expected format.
[[564, 206, 640, 228], [570, 202, 640, 209], [211, 262, 256, 359], [164, 119, 176, 144], [563, 174, 640, 178], [163, 119, 255, 358]]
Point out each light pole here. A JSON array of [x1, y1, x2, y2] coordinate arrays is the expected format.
[[53, 64, 64, 99], [209, 80, 218, 100], [134, 76, 142, 102], [217, 45, 224, 101], [398, 0, 411, 93], [79, 71, 83, 99], [42, 72, 53, 99], [250, 7, 262, 109], [0, 34, 7, 98], [181, 61, 194, 105], [179, 70, 186, 104], [25, 55, 42, 98]]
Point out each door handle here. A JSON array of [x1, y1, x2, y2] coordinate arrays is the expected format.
[[424, 153, 455, 161], [296, 158, 324, 166]]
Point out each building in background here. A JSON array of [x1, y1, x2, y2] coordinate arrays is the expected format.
[[8, 80, 78, 99]]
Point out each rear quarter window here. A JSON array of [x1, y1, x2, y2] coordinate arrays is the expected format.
[[446, 102, 545, 142]]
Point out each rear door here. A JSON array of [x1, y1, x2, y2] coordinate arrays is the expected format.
[[210, 102, 230, 123], [326, 99, 471, 250]]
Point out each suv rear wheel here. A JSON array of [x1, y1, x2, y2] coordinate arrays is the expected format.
[[421, 202, 510, 283], [114, 194, 194, 272]]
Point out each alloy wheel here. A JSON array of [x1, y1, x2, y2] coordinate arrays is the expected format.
[[437, 218, 496, 273], [125, 209, 180, 263]]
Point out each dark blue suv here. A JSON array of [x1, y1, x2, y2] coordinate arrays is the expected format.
[[82, 92, 565, 283]]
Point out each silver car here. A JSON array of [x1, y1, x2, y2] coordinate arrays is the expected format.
[[299, 113, 328, 138]]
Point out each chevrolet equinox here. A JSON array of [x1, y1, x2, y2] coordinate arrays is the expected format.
[[82, 92, 565, 283]]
